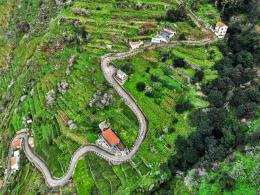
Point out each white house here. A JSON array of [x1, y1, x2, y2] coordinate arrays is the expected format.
[[152, 33, 170, 44], [163, 26, 176, 38], [28, 137, 35, 148], [99, 121, 110, 131], [115, 69, 128, 84], [215, 22, 228, 38], [151, 35, 162, 44], [129, 40, 144, 49], [10, 150, 20, 171]]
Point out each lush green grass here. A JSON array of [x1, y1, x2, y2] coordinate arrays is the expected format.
[[73, 159, 95, 195], [185, 0, 221, 26]]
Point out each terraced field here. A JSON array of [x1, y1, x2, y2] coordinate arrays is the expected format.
[[0, 0, 221, 194]]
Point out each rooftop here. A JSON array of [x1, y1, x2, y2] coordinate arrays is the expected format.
[[216, 22, 227, 27], [129, 40, 143, 46], [102, 128, 120, 145], [10, 156, 17, 166], [11, 139, 22, 149], [117, 69, 127, 76]]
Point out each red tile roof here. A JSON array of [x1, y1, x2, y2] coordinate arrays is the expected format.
[[11, 139, 22, 149], [10, 156, 17, 166], [216, 22, 227, 27], [102, 128, 120, 145]]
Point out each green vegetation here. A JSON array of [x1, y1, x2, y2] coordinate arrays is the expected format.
[[2, 0, 258, 194], [0, 0, 211, 193], [199, 151, 260, 194], [185, 0, 221, 26], [152, 0, 259, 194]]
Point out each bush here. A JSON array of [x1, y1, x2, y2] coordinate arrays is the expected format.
[[207, 90, 224, 107], [121, 64, 135, 75], [193, 70, 204, 82], [221, 173, 235, 192], [175, 101, 194, 113], [178, 33, 187, 41], [174, 57, 186, 67], [136, 82, 146, 92], [165, 5, 187, 22], [151, 74, 159, 82]]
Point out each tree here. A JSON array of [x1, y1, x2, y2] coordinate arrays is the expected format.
[[165, 5, 187, 22], [183, 147, 199, 165], [174, 57, 186, 67], [191, 2, 201, 11], [221, 174, 236, 192], [250, 164, 260, 186], [136, 82, 146, 92], [189, 132, 205, 155], [178, 33, 187, 41], [193, 70, 204, 82], [175, 101, 194, 113], [236, 51, 254, 68], [247, 131, 260, 146], [207, 90, 224, 107], [18, 22, 30, 33], [121, 64, 135, 75], [236, 102, 257, 118], [151, 74, 159, 82]]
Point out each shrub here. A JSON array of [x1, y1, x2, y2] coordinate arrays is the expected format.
[[194, 70, 204, 82], [221, 173, 235, 192], [178, 33, 187, 41], [165, 5, 187, 22], [151, 74, 159, 82], [175, 101, 194, 113], [136, 82, 146, 92], [174, 57, 186, 67], [121, 64, 135, 75]]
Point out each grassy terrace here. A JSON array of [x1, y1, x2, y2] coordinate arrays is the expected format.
[[185, 0, 221, 26], [0, 0, 221, 194]]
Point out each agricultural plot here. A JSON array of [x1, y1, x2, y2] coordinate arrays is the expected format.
[[171, 45, 222, 82], [185, 0, 221, 26]]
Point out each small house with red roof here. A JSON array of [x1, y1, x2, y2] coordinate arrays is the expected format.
[[10, 150, 20, 171], [101, 128, 120, 147], [11, 139, 22, 149], [10, 156, 19, 171], [129, 40, 144, 50], [215, 22, 228, 38]]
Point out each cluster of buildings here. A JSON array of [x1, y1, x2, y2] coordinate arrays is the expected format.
[[9, 137, 34, 172], [151, 26, 176, 44], [128, 25, 176, 49], [127, 21, 228, 51], [96, 121, 129, 155]]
